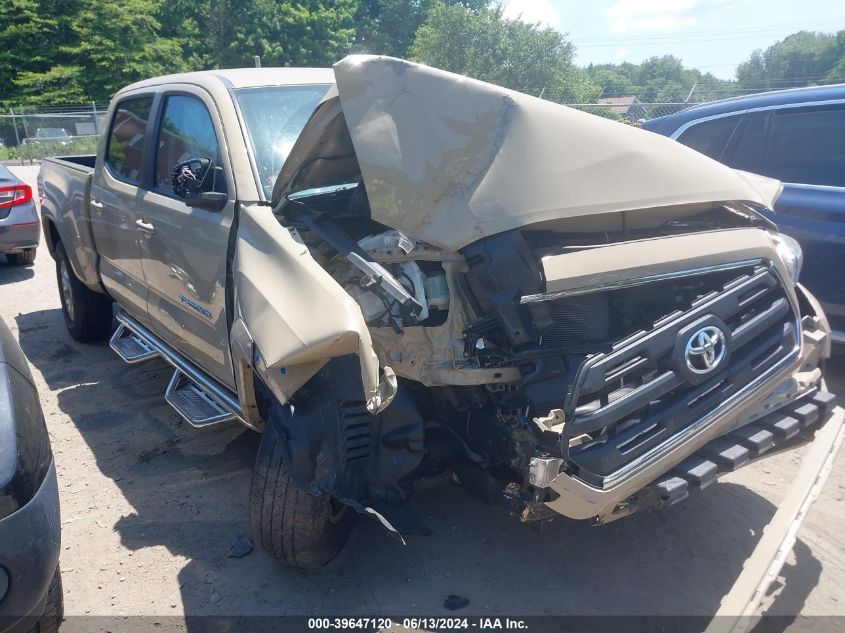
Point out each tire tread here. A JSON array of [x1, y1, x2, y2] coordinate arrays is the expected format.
[[56, 243, 112, 342], [250, 405, 354, 569], [28, 568, 63, 633], [8, 249, 36, 265]]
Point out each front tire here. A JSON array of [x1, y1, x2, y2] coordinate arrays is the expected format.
[[55, 242, 112, 342], [250, 402, 355, 569], [8, 248, 36, 265], [27, 567, 63, 633]]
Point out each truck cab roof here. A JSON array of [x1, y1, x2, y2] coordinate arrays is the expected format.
[[119, 67, 336, 94]]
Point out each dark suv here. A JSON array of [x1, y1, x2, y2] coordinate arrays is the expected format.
[[643, 84, 845, 343], [0, 317, 62, 633]]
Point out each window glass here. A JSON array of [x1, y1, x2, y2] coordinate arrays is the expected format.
[[106, 97, 153, 184], [155, 95, 224, 193], [676, 115, 741, 160], [767, 107, 845, 187], [234, 85, 331, 197], [724, 112, 768, 174]]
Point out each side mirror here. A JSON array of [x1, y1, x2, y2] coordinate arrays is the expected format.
[[186, 190, 227, 212], [171, 158, 227, 211]]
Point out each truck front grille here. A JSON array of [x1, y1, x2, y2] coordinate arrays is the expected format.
[[565, 265, 799, 486]]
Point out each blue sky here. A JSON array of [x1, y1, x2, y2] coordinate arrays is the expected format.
[[502, 0, 845, 79]]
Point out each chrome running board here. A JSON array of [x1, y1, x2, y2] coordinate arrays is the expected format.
[[109, 312, 244, 427], [109, 322, 159, 363]]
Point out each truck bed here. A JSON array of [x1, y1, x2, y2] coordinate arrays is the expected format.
[[44, 155, 97, 172], [38, 155, 100, 289]]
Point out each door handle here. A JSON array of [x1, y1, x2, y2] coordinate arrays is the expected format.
[[135, 219, 156, 235], [91, 199, 104, 211]]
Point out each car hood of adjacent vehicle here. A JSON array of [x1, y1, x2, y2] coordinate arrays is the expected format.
[[273, 55, 782, 252]]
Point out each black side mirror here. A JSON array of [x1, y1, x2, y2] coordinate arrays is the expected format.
[[171, 158, 227, 211], [186, 190, 227, 211]]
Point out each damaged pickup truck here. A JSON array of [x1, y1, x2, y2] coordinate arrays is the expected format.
[[38, 56, 841, 568]]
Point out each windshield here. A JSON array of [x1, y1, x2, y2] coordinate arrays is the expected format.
[[234, 85, 331, 198]]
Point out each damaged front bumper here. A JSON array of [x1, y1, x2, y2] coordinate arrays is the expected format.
[[545, 284, 841, 523]]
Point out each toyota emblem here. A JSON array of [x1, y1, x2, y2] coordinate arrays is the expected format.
[[685, 325, 727, 374]]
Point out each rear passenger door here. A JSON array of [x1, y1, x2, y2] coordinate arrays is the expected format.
[[90, 94, 156, 325], [724, 105, 845, 335], [138, 88, 236, 389]]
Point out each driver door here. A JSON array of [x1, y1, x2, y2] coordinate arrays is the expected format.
[[138, 88, 236, 389]]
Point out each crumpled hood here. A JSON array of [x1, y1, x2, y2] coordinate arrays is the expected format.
[[275, 55, 782, 252]]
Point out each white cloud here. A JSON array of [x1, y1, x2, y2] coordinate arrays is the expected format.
[[503, 0, 561, 28], [606, 0, 699, 33], [615, 47, 630, 60]]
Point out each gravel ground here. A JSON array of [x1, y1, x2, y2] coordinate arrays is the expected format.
[[2, 165, 844, 627]]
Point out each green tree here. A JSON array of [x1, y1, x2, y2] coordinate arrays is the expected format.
[[0, 0, 82, 105], [224, 0, 357, 68], [69, 0, 185, 102], [587, 65, 635, 98], [736, 31, 845, 92], [410, 2, 599, 102], [13, 66, 86, 105], [354, 0, 488, 57]]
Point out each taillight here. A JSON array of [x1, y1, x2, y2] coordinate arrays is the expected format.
[[0, 184, 33, 209]]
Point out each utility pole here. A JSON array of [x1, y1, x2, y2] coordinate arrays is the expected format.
[[17, 108, 34, 165], [9, 108, 22, 150]]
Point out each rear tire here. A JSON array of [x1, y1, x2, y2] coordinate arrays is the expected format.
[[55, 242, 112, 342], [8, 248, 36, 265], [250, 401, 355, 569], [27, 567, 63, 633]]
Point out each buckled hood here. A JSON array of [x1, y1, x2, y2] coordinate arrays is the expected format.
[[274, 55, 782, 252]]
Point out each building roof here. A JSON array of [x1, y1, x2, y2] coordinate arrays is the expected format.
[[597, 96, 642, 114]]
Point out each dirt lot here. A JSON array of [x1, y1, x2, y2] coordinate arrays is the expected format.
[[2, 165, 844, 626]]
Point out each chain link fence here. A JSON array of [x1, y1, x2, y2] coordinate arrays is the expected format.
[[563, 101, 698, 122], [0, 104, 108, 165], [0, 100, 698, 166]]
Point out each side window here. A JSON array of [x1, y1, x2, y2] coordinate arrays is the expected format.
[[105, 97, 153, 184], [766, 106, 845, 187], [676, 115, 741, 160], [154, 95, 225, 194], [723, 112, 768, 174]]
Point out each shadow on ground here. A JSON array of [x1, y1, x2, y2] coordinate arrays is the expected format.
[[0, 256, 35, 283], [14, 308, 826, 624]]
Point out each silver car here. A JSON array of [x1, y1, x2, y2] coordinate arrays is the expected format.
[[0, 163, 38, 265]]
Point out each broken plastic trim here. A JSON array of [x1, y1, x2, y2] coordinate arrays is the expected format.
[[364, 506, 407, 545], [367, 366, 397, 414]]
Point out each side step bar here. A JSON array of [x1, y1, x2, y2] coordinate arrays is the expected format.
[[109, 313, 244, 428], [110, 322, 160, 363], [165, 369, 237, 427]]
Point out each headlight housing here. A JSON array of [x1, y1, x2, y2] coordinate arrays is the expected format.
[[774, 233, 803, 285]]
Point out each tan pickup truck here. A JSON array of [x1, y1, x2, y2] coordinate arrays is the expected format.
[[38, 56, 841, 570]]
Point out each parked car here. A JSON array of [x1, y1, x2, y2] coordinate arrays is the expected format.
[[33, 129, 70, 145], [0, 164, 38, 265], [0, 316, 62, 633], [642, 84, 845, 344], [37, 57, 840, 569]]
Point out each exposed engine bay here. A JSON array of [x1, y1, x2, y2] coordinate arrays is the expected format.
[[270, 173, 792, 531]]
